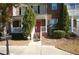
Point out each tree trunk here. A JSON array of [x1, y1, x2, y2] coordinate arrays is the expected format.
[[4, 24, 9, 55]]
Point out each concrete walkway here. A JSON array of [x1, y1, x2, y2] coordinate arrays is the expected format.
[[0, 40, 73, 55]]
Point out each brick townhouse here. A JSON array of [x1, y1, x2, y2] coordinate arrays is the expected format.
[[0, 3, 79, 39]]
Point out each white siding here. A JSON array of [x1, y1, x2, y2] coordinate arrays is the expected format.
[[13, 6, 16, 16], [13, 7, 19, 16]]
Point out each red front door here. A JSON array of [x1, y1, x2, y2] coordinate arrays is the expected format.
[[35, 20, 42, 39]]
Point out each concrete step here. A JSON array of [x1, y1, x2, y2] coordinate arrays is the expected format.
[[28, 40, 42, 46]]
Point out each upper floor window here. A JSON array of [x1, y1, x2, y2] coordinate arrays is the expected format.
[[51, 3, 58, 10], [21, 7, 26, 15], [69, 4, 75, 9], [13, 6, 26, 16], [19, 7, 21, 15], [76, 4, 79, 9], [19, 7, 26, 16], [38, 5, 40, 14], [32, 5, 40, 14]]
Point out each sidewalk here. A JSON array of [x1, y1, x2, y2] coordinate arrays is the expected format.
[[0, 40, 73, 55]]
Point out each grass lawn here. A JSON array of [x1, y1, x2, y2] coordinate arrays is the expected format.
[[0, 39, 30, 46], [42, 35, 79, 55]]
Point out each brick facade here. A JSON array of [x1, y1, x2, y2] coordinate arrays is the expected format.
[[47, 3, 62, 20]]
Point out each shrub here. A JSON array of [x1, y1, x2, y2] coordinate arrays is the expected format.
[[57, 4, 70, 32], [11, 33, 25, 39], [22, 6, 36, 39], [53, 30, 66, 38]]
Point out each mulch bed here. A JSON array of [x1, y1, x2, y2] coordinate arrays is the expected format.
[[42, 33, 79, 55]]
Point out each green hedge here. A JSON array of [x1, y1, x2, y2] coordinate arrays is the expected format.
[[53, 30, 66, 38], [11, 33, 24, 39]]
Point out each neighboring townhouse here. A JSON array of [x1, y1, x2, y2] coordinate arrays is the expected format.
[[67, 3, 79, 35]]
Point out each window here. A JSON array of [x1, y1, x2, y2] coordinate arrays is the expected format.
[[33, 6, 38, 14], [32, 5, 40, 14], [76, 4, 79, 9], [69, 4, 75, 9], [13, 20, 21, 27], [21, 7, 26, 15], [73, 19, 77, 28], [51, 3, 58, 10], [18, 7, 26, 16], [48, 18, 58, 29], [19, 7, 21, 15], [49, 18, 58, 25], [38, 5, 40, 14]]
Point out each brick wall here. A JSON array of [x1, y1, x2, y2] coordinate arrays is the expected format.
[[47, 3, 62, 20]]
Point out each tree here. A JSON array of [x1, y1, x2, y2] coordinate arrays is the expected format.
[[0, 4, 13, 25], [0, 3, 19, 30], [0, 4, 13, 55], [0, 3, 16, 55], [22, 5, 36, 39], [58, 3, 70, 32]]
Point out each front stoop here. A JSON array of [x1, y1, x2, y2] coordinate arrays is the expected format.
[[28, 40, 42, 46]]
